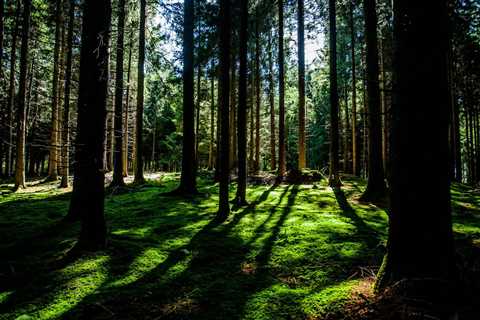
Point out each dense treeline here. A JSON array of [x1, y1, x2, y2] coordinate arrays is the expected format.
[[1, 0, 480, 316]]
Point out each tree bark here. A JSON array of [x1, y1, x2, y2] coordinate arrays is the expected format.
[[278, 0, 286, 176], [111, 0, 126, 187], [360, 0, 387, 201], [217, 0, 231, 221], [298, 0, 306, 170], [60, 0, 75, 188], [47, 0, 63, 181], [268, 31, 276, 171], [14, 0, 31, 190], [328, 0, 340, 187], [376, 1, 457, 301], [254, 19, 261, 173], [208, 61, 215, 170], [350, 1, 359, 176], [235, 0, 248, 206], [123, 29, 133, 177], [176, 0, 197, 193], [70, 0, 111, 250]]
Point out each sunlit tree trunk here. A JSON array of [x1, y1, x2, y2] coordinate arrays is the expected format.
[[254, 19, 261, 173], [14, 0, 31, 190], [268, 31, 276, 171], [298, 0, 306, 170], [123, 30, 133, 177], [278, 0, 286, 176], [350, 1, 359, 176], [134, 0, 146, 184]]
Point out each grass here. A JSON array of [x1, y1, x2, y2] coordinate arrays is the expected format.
[[0, 173, 479, 319]]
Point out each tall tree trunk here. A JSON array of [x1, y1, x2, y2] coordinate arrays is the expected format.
[[196, 64, 202, 167], [60, 0, 75, 188], [376, 1, 457, 302], [235, 0, 248, 206], [70, 0, 111, 250], [268, 31, 276, 171], [254, 19, 261, 173], [123, 30, 133, 177], [14, 0, 31, 190], [217, 0, 231, 221], [47, 0, 62, 181], [208, 61, 215, 170], [278, 0, 286, 176], [328, 0, 340, 187], [6, 0, 20, 177], [343, 86, 351, 173], [298, 0, 306, 170], [350, 1, 359, 176], [229, 58, 236, 169], [111, 0, 126, 187], [360, 0, 386, 201], [134, 0, 146, 184], [177, 0, 197, 193]]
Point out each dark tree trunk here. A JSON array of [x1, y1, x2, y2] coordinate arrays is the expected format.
[[208, 60, 215, 170], [47, 0, 62, 181], [235, 0, 248, 206], [360, 0, 387, 201], [328, 0, 340, 187], [60, 0, 75, 188], [217, 0, 231, 221], [123, 30, 133, 177], [196, 64, 202, 167], [134, 0, 146, 184], [14, 0, 31, 190], [278, 0, 286, 176], [177, 0, 197, 193], [298, 0, 306, 170], [376, 1, 457, 303], [111, 0, 126, 187], [69, 0, 111, 250]]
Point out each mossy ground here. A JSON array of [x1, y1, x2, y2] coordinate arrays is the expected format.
[[0, 173, 479, 319]]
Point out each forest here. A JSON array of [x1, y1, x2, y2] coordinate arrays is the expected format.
[[0, 0, 480, 319]]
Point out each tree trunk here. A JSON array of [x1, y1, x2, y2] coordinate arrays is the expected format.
[[60, 0, 75, 188], [298, 0, 306, 170], [123, 30, 133, 177], [268, 31, 276, 171], [254, 20, 261, 173], [111, 0, 126, 187], [328, 0, 340, 187], [196, 64, 201, 164], [235, 0, 248, 206], [208, 61, 215, 170], [360, 0, 387, 201], [134, 0, 146, 184], [47, 0, 62, 181], [278, 0, 286, 176], [177, 0, 197, 193], [217, 0, 231, 221], [229, 58, 236, 170], [350, 1, 359, 176], [14, 0, 31, 190], [69, 0, 111, 250], [6, 0, 20, 177], [376, 1, 457, 303]]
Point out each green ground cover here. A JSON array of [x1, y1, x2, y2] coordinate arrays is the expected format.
[[0, 174, 479, 319]]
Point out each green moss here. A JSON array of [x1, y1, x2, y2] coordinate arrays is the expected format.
[[0, 175, 478, 319]]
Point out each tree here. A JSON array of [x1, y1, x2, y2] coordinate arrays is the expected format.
[[71, 0, 111, 250], [14, 0, 32, 190], [297, 0, 306, 170], [216, 0, 231, 221], [360, 0, 387, 201], [328, 0, 340, 187], [376, 0, 457, 299], [111, 0, 126, 187], [350, 0, 359, 176], [134, 0, 146, 185], [234, 0, 248, 206], [47, 0, 63, 182], [176, 0, 197, 194], [268, 31, 276, 171], [278, 0, 286, 176], [60, 0, 75, 188]]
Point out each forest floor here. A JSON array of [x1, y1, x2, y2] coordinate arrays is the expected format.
[[0, 173, 479, 319]]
